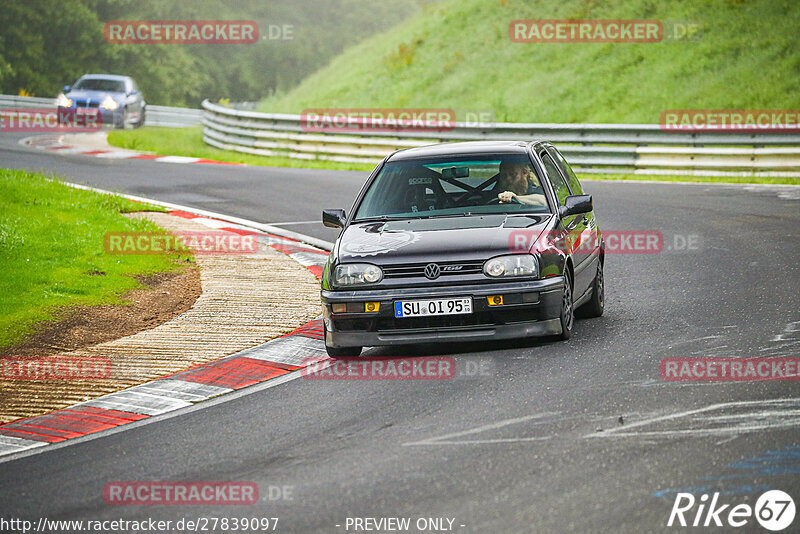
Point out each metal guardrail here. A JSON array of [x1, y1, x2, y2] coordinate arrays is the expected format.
[[0, 95, 55, 109], [145, 105, 202, 128], [201, 100, 800, 176], [3, 95, 797, 176], [0, 94, 202, 128]]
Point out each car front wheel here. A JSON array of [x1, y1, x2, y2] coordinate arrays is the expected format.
[[116, 108, 128, 129], [556, 270, 574, 340], [325, 345, 362, 358], [324, 331, 362, 358], [576, 260, 604, 318], [134, 108, 145, 128]]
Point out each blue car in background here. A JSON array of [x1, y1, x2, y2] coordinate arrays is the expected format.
[[56, 74, 146, 129]]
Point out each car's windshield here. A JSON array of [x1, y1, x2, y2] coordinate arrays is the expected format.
[[73, 78, 126, 93], [353, 153, 550, 221]]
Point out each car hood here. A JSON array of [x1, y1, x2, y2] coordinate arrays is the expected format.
[[336, 214, 552, 264], [66, 90, 124, 103]]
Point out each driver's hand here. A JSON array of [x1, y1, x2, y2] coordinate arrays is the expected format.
[[498, 191, 516, 203]]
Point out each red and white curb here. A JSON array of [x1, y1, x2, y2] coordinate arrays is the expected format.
[[23, 134, 243, 166], [169, 209, 330, 280], [0, 206, 332, 459]]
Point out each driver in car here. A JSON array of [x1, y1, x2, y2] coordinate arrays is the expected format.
[[495, 162, 547, 206]]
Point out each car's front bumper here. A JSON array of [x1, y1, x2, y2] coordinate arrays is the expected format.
[[321, 276, 565, 348]]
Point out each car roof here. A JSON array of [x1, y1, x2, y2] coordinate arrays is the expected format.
[[387, 141, 545, 161], [78, 74, 132, 81]]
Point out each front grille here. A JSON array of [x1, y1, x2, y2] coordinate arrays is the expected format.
[[75, 100, 100, 108], [377, 312, 491, 330], [382, 260, 484, 279], [376, 308, 544, 332], [333, 318, 375, 332], [332, 305, 549, 333]]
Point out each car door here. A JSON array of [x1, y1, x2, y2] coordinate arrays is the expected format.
[[547, 145, 601, 285], [539, 149, 593, 298]]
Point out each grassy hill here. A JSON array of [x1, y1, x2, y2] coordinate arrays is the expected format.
[[1, 0, 424, 106], [259, 0, 800, 123]]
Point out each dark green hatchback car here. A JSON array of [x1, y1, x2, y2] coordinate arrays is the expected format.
[[320, 141, 604, 357]]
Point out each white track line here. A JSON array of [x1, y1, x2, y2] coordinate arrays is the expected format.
[[403, 413, 559, 446], [62, 181, 334, 251]]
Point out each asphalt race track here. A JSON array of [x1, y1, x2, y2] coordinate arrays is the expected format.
[[1, 135, 799, 532]]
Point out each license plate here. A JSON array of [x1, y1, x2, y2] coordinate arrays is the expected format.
[[394, 297, 472, 318]]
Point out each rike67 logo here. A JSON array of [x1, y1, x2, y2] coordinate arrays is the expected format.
[[668, 490, 795, 531]]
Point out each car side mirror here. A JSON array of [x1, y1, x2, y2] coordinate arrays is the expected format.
[[63, 85, 71, 92], [323, 209, 347, 228], [558, 194, 593, 218], [129, 90, 137, 96]]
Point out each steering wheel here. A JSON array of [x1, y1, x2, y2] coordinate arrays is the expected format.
[[453, 175, 499, 206], [488, 196, 522, 205], [455, 190, 493, 205]]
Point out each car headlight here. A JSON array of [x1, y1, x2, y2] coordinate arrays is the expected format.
[[334, 263, 383, 286], [484, 254, 539, 278], [55, 94, 72, 107], [101, 96, 119, 110]]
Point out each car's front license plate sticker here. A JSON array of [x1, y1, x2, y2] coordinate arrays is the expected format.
[[394, 297, 472, 318]]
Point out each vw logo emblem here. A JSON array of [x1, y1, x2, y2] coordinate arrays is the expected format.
[[424, 263, 441, 279]]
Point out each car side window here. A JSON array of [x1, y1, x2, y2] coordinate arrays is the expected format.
[[547, 146, 583, 195], [540, 152, 571, 206]]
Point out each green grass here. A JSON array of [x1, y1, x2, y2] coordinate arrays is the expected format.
[[107, 127, 376, 172], [0, 169, 192, 350], [259, 0, 800, 123]]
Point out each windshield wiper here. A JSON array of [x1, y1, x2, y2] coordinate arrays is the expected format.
[[353, 215, 414, 223], [414, 214, 466, 219], [355, 212, 478, 222]]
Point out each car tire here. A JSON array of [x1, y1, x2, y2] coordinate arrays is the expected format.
[[116, 108, 128, 130], [134, 109, 145, 129], [576, 260, 604, 318], [556, 270, 574, 340], [324, 330, 362, 358], [325, 344, 362, 358]]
